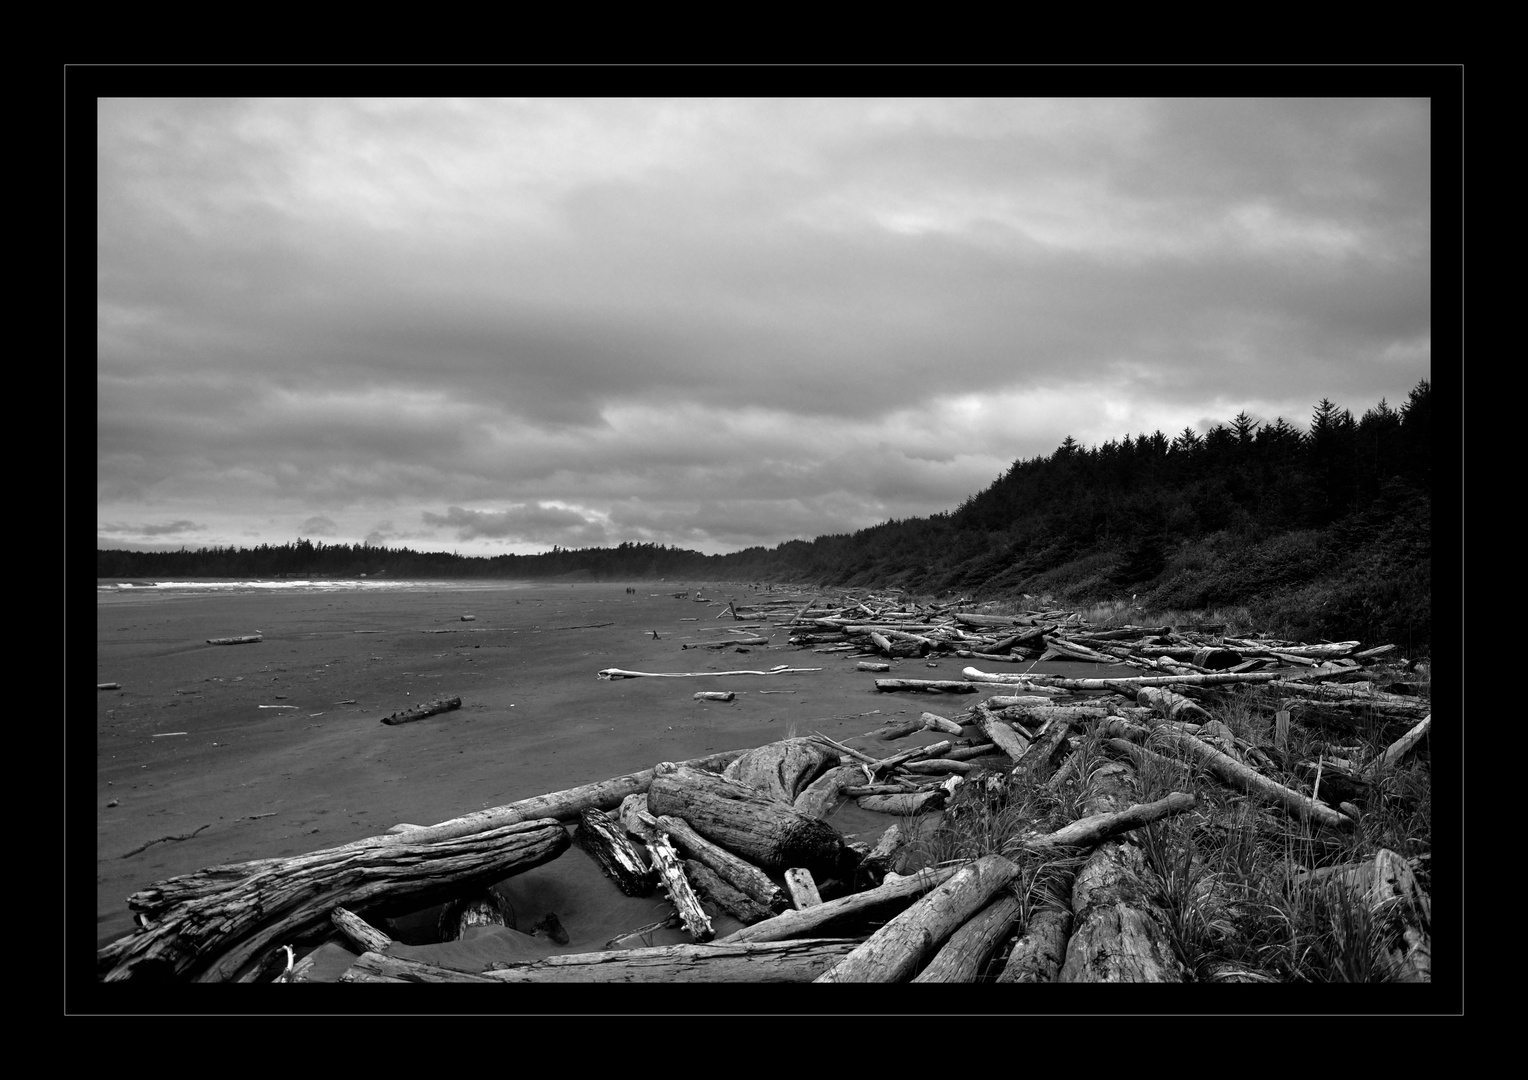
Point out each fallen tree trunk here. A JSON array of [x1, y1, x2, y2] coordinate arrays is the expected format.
[[723, 865, 963, 944], [330, 906, 393, 955], [972, 702, 1031, 761], [598, 666, 822, 679], [98, 818, 571, 983], [995, 907, 1072, 982], [816, 855, 1020, 982], [647, 763, 851, 876], [1026, 791, 1197, 849], [652, 813, 790, 914], [615, 799, 713, 941], [685, 859, 774, 924], [576, 807, 657, 896], [964, 667, 1279, 691], [379, 696, 461, 726], [206, 635, 261, 646]]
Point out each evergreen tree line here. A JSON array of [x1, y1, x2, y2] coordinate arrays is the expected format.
[[99, 382, 1431, 650]]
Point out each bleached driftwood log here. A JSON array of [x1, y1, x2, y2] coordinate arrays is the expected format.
[[972, 702, 1031, 761], [330, 906, 393, 955], [1010, 716, 1073, 785], [785, 868, 823, 909], [723, 738, 837, 804], [816, 855, 1021, 982], [1369, 714, 1432, 775], [97, 818, 571, 983], [617, 806, 713, 942], [875, 679, 981, 694], [793, 765, 865, 820], [722, 865, 963, 944], [598, 666, 822, 679], [1135, 685, 1214, 723], [684, 859, 774, 924], [647, 764, 851, 876], [206, 635, 262, 646], [1150, 728, 1355, 829], [995, 907, 1073, 983], [343, 939, 863, 983], [963, 666, 1279, 691]]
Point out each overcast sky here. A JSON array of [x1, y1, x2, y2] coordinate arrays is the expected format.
[[96, 96, 1432, 557]]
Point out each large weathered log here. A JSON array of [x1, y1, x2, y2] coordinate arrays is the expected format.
[[206, 635, 262, 646], [1058, 761, 1188, 983], [1135, 685, 1214, 723], [380, 746, 750, 844], [911, 891, 1025, 983], [816, 855, 1021, 982], [98, 818, 571, 983], [576, 807, 657, 896], [647, 763, 850, 876], [722, 865, 963, 944], [723, 738, 837, 804], [379, 696, 462, 726], [1150, 728, 1355, 829], [995, 907, 1073, 982], [345, 939, 864, 983]]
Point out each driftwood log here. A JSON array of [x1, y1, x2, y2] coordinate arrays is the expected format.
[[996, 907, 1073, 982], [380, 696, 462, 726], [875, 679, 980, 694], [816, 855, 1021, 982], [723, 865, 963, 944], [614, 799, 713, 941], [652, 812, 791, 914], [723, 738, 837, 804], [576, 807, 657, 896], [97, 818, 571, 983], [1149, 728, 1355, 829], [647, 763, 851, 876], [911, 891, 1025, 983], [684, 859, 775, 924]]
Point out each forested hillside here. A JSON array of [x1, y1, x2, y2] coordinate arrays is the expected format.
[[99, 382, 1432, 652]]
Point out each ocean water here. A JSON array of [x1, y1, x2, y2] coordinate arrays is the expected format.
[[96, 578, 537, 597]]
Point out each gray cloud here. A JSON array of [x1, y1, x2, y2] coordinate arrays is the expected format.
[[95, 95, 1434, 556]]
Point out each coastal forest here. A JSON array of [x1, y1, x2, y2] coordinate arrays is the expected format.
[[98, 381, 1433, 653]]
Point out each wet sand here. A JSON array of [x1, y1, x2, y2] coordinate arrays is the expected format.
[[90, 579, 1137, 987]]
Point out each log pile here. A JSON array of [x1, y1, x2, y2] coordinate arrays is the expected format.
[[97, 589, 1430, 984]]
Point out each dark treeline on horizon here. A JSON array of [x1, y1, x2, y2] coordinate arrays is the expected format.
[[99, 383, 1432, 649]]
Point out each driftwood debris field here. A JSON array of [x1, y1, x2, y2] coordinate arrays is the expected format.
[[96, 588, 1433, 985]]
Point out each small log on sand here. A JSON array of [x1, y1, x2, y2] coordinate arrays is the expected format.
[[206, 635, 261, 646], [98, 682, 121, 690], [682, 636, 769, 649], [598, 666, 821, 679], [97, 818, 571, 983], [693, 691, 735, 702], [912, 891, 1025, 983], [995, 907, 1073, 983], [857, 661, 891, 672], [647, 764, 851, 876], [816, 855, 1021, 982], [875, 679, 980, 694], [379, 696, 462, 726], [723, 865, 963, 944], [576, 807, 657, 896]]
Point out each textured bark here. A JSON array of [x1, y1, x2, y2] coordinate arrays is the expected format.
[[1009, 717, 1074, 785], [330, 907, 392, 955], [816, 855, 1021, 982], [684, 859, 774, 924], [972, 702, 1031, 761], [995, 908, 1073, 983], [576, 807, 657, 896], [647, 763, 850, 875], [1058, 761, 1187, 983], [97, 818, 571, 983], [785, 868, 824, 909], [206, 635, 262, 646], [379, 696, 462, 726], [911, 891, 1025, 983], [343, 939, 863, 983], [723, 865, 963, 944], [652, 812, 790, 913]]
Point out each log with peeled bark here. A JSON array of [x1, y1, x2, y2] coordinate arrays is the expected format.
[[920, 711, 966, 735], [723, 864, 963, 944], [972, 702, 1031, 761], [647, 763, 851, 876], [995, 907, 1073, 983], [816, 855, 1021, 983], [576, 807, 657, 896], [911, 891, 1025, 983], [346, 939, 864, 983], [964, 666, 1279, 691], [621, 812, 713, 942], [1149, 728, 1355, 830], [379, 696, 462, 726], [97, 818, 571, 983], [1058, 761, 1188, 983], [875, 678, 981, 694]]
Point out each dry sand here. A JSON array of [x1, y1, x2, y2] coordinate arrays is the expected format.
[[91, 579, 1135, 985]]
